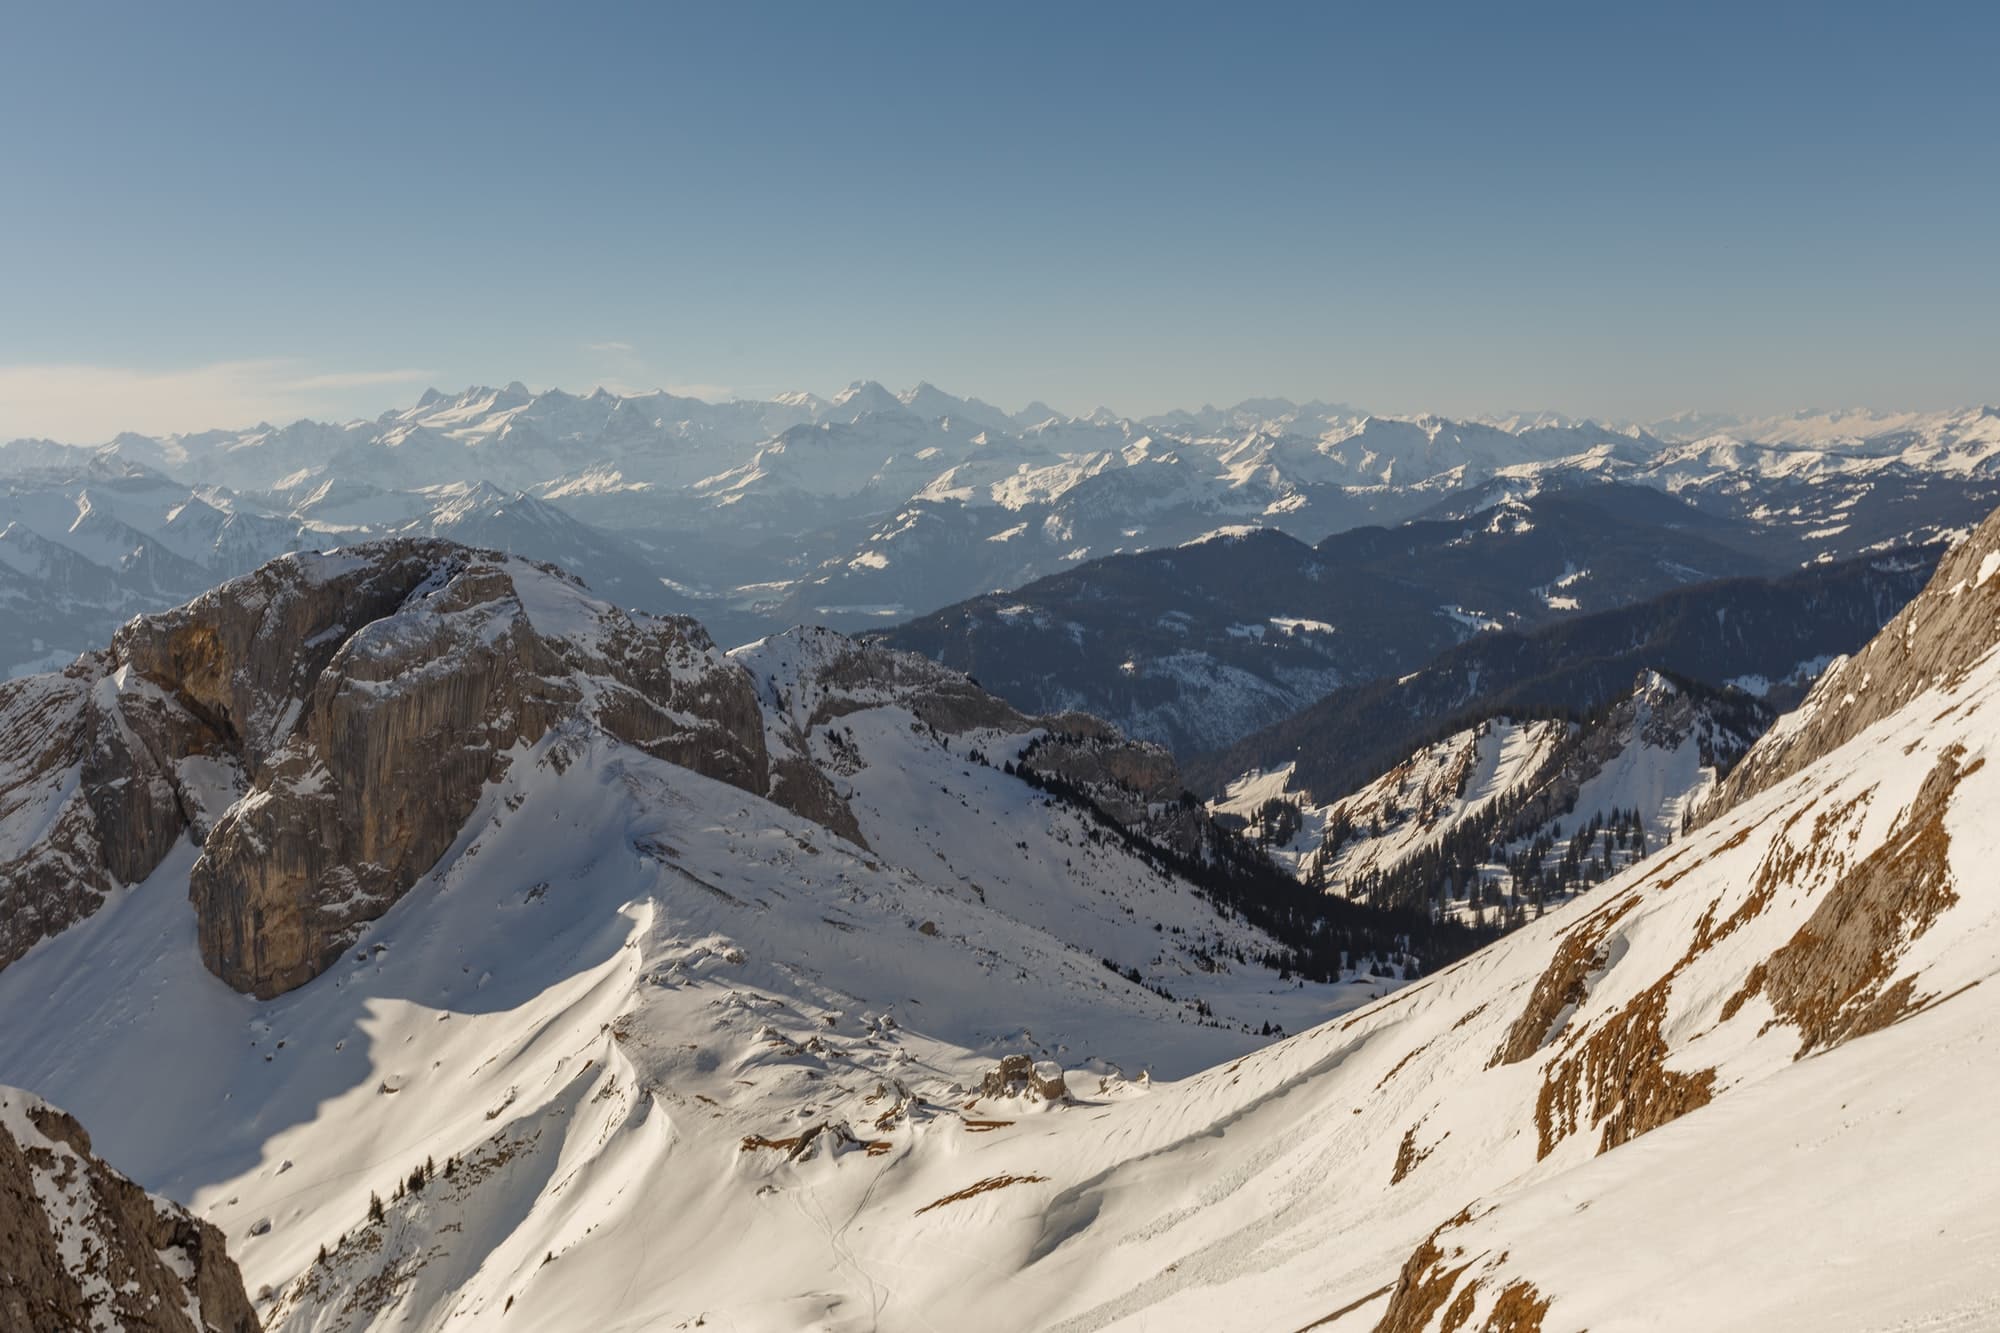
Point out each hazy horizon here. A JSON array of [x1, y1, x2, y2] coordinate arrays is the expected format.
[[6, 371, 1997, 449], [4, 2, 1997, 440]]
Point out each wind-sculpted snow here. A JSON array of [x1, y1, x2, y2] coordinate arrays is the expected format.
[[0, 688, 1379, 1331], [3, 511, 2000, 1329], [916, 586, 1997, 1331], [0, 536, 1440, 1331]]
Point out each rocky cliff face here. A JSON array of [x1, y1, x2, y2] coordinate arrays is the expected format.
[[0, 1086, 259, 1333], [170, 545, 767, 997], [2, 543, 1197, 1002], [0, 540, 769, 997], [0, 657, 230, 975], [1710, 505, 2000, 814]]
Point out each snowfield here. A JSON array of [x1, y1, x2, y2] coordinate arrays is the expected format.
[[1, 523, 1998, 1328]]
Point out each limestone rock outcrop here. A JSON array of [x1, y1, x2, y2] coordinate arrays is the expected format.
[[0, 656, 230, 974], [0, 541, 1193, 1002], [174, 544, 768, 996], [0, 1086, 259, 1333], [979, 1054, 1069, 1102], [0, 540, 770, 997]]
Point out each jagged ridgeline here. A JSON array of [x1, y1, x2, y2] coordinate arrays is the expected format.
[[0, 500, 1995, 1327], [1, 1087, 258, 1333], [0, 539, 1473, 1009], [1215, 672, 1774, 931]]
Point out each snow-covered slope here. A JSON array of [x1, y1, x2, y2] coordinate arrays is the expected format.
[[0, 539, 1436, 1330], [14, 550, 1979, 1330], [1219, 717, 1569, 886], [728, 625, 1370, 1023], [3, 462, 2000, 1333], [1215, 672, 1770, 928]]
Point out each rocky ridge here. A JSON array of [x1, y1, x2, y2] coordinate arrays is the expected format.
[[0, 542, 1208, 1000], [1709, 500, 2000, 812], [1, 1086, 258, 1333], [734, 623, 1186, 844], [1, 539, 767, 996], [1217, 671, 1771, 925], [1, 516, 1997, 1328]]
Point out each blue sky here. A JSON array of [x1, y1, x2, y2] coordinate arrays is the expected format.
[[2, 1, 1996, 439]]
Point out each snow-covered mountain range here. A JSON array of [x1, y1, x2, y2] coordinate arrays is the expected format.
[[0, 464, 1997, 1329], [7, 386, 1998, 680], [1181, 544, 1933, 801], [880, 484, 1932, 755]]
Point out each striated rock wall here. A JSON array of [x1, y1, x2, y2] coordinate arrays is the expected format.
[[0, 1086, 259, 1333], [0, 540, 772, 998], [175, 544, 768, 997], [0, 657, 228, 974]]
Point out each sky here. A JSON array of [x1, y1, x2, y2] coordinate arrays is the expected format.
[[2, 1, 1997, 441]]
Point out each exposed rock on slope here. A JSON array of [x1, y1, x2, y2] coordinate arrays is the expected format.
[[0, 559, 1445, 1332], [735, 624, 1184, 842], [1, 543, 1256, 1006], [1710, 502, 2000, 811], [1348, 504, 2000, 1330], [1, 540, 768, 996], [177, 546, 765, 997], [9, 512, 1998, 1328], [0, 657, 228, 974], [1, 1086, 258, 1333]]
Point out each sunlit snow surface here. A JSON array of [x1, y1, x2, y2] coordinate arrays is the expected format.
[[3, 645, 1999, 1328]]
